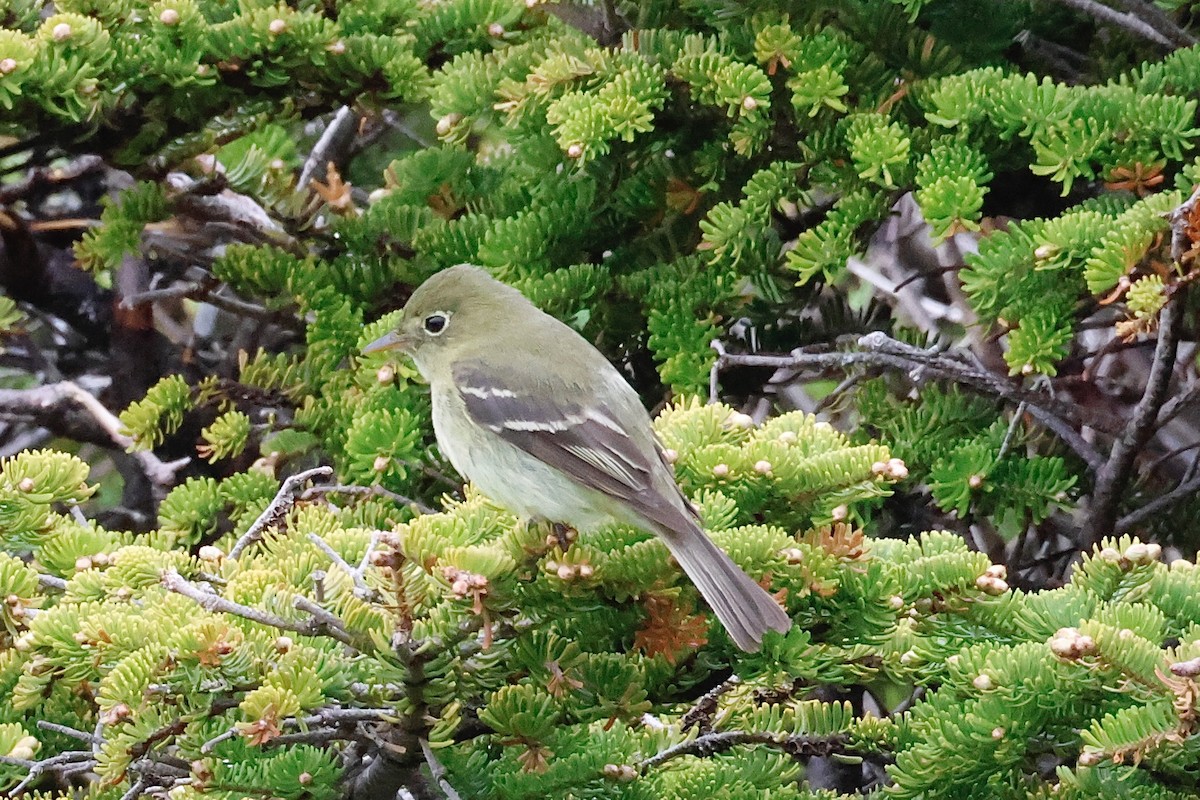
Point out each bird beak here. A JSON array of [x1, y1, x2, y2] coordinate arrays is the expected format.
[[362, 331, 414, 355]]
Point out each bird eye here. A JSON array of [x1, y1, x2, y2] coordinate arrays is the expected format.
[[423, 313, 449, 335]]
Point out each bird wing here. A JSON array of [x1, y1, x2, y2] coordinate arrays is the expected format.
[[451, 361, 692, 531]]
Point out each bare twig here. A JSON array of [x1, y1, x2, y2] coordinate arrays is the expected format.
[[121, 280, 284, 322], [1114, 472, 1200, 535], [161, 568, 359, 647], [637, 731, 852, 772], [307, 533, 383, 602], [710, 333, 1104, 468], [681, 676, 742, 734], [35, 721, 100, 743], [1084, 188, 1200, 545], [300, 106, 361, 190], [202, 707, 394, 753], [116, 778, 148, 800], [1087, 292, 1184, 542], [3, 750, 94, 797], [1156, 380, 1200, 428], [229, 466, 334, 557], [1109, 0, 1195, 47], [301, 482, 434, 515], [420, 739, 463, 800], [1043, 0, 1174, 47], [38, 573, 67, 591], [0, 381, 190, 486]]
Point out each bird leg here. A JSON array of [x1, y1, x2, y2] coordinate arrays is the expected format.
[[548, 522, 577, 551]]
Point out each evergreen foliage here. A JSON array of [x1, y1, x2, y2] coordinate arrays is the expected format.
[[2, 0, 1200, 797]]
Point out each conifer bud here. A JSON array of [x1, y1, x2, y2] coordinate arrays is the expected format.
[[160, 8, 180, 25], [741, 96, 758, 111], [975, 575, 1008, 595], [972, 673, 994, 690], [661, 448, 678, 464], [327, 39, 346, 55], [968, 474, 984, 489], [268, 18, 287, 34], [578, 564, 593, 578], [52, 22, 73, 41], [1077, 750, 1104, 767], [376, 364, 395, 384], [831, 504, 848, 521], [556, 564, 575, 580], [487, 22, 505, 36], [711, 463, 729, 478], [1049, 627, 1095, 659], [373, 455, 391, 472], [17, 477, 34, 492], [274, 636, 293, 653], [754, 459, 772, 475], [781, 547, 804, 564], [75, 556, 93, 571], [0, 58, 18, 75], [1098, 547, 1121, 562], [728, 411, 755, 428], [198, 545, 223, 561], [601, 764, 636, 782], [991, 727, 1005, 739], [8, 736, 37, 760], [567, 143, 584, 159], [777, 430, 797, 444], [436, 113, 462, 136]]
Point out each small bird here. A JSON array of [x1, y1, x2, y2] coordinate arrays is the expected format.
[[364, 264, 791, 652]]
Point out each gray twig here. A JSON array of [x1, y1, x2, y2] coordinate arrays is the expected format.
[[229, 466, 334, 557], [1109, 0, 1195, 47], [1043, 0, 1174, 47], [35, 721, 100, 743], [300, 106, 361, 190], [301, 482, 434, 515], [421, 738, 463, 800], [38, 573, 67, 591], [307, 533, 383, 602], [162, 568, 358, 647], [638, 731, 851, 772]]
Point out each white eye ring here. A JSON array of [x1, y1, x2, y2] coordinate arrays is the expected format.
[[423, 311, 450, 335]]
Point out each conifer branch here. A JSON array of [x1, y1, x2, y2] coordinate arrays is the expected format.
[[0, 381, 190, 486], [421, 738, 463, 800], [711, 335, 1104, 467], [1086, 186, 1199, 545], [637, 731, 853, 771]]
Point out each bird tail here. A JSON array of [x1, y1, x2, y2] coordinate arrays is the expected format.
[[655, 519, 792, 653]]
